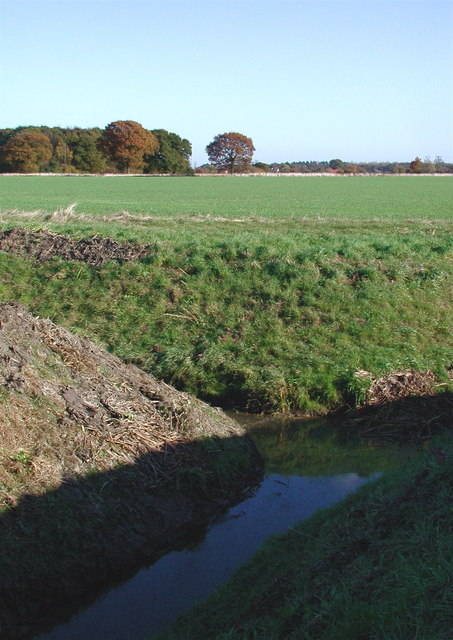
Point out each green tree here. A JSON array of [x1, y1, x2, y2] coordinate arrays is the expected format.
[[206, 132, 255, 174], [53, 139, 73, 172], [98, 121, 159, 173], [329, 158, 345, 171], [66, 128, 106, 173], [422, 156, 435, 174], [434, 155, 445, 172], [146, 129, 192, 174], [0, 131, 52, 172]]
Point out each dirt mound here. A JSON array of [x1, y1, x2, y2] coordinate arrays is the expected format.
[[0, 302, 261, 639], [0, 227, 149, 266]]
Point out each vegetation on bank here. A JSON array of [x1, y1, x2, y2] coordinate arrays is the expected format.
[[0, 224, 451, 413], [0, 175, 451, 638], [155, 428, 453, 640]]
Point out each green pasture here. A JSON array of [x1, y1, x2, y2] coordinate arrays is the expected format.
[[0, 175, 452, 413], [1, 175, 452, 220]]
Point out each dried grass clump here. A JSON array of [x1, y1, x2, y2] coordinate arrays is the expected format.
[[0, 301, 245, 506], [365, 369, 440, 405], [345, 370, 452, 442]]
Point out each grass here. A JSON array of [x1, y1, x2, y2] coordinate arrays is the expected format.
[[154, 429, 453, 640], [0, 176, 452, 413], [1, 175, 453, 220], [0, 175, 452, 638]]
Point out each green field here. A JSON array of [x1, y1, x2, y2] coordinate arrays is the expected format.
[[1, 175, 452, 413], [1, 175, 453, 220]]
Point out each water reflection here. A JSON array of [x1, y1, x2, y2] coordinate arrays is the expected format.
[[35, 471, 377, 640], [236, 412, 416, 476], [34, 413, 416, 640]]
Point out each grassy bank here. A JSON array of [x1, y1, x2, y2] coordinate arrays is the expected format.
[[155, 428, 453, 640], [0, 217, 451, 412]]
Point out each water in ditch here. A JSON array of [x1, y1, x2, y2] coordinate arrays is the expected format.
[[34, 413, 416, 640]]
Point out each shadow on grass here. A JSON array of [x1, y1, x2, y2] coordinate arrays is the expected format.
[[0, 433, 263, 640]]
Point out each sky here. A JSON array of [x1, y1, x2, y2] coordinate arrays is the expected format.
[[0, 0, 452, 165]]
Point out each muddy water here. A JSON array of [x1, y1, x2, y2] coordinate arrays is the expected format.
[[34, 414, 415, 640]]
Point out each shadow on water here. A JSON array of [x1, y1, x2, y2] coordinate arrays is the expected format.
[[3, 393, 451, 640], [0, 433, 262, 640], [34, 473, 378, 640]]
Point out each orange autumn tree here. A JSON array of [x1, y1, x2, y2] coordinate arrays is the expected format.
[[1, 131, 52, 172], [98, 121, 159, 173], [409, 156, 423, 174], [206, 132, 255, 174]]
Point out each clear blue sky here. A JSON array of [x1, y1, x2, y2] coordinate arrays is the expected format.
[[1, 0, 452, 165]]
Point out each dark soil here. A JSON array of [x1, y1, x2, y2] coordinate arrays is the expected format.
[[0, 302, 262, 639], [0, 228, 149, 266]]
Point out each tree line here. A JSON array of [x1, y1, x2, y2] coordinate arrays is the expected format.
[[0, 122, 451, 174], [198, 156, 453, 175], [0, 121, 193, 174]]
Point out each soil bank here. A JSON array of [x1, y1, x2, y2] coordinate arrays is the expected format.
[[0, 302, 262, 639]]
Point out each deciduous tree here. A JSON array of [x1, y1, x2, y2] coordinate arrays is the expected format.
[[409, 156, 423, 173], [98, 121, 159, 173], [0, 131, 52, 172], [146, 129, 192, 174], [206, 132, 255, 174], [329, 158, 345, 171], [67, 128, 106, 173]]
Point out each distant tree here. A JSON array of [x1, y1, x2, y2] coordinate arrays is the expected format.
[[206, 132, 255, 174], [0, 129, 14, 171], [146, 129, 192, 174], [434, 155, 445, 172], [52, 139, 73, 172], [422, 156, 435, 174], [408, 156, 423, 173], [253, 161, 270, 173], [66, 128, 106, 173], [0, 131, 52, 172], [195, 163, 217, 174], [329, 158, 345, 171], [98, 121, 159, 173]]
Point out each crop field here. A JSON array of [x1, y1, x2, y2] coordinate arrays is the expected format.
[[1, 175, 453, 220], [1, 175, 452, 413]]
